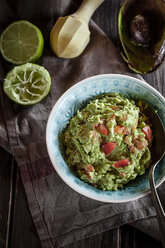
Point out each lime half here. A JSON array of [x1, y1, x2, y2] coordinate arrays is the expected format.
[[3, 63, 51, 105], [0, 20, 44, 64]]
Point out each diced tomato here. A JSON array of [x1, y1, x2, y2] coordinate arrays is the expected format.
[[110, 105, 121, 110], [131, 126, 136, 132], [133, 137, 148, 150], [85, 164, 95, 172], [102, 142, 116, 155], [114, 125, 129, 135], [130, 145, 136, 153], [96, 124, 109, 135], [85, 172, 92, 179], [142, 126, 152, 142], [85, 164, 95, 179], [120, 172, 126, 177], [107, 114, 116, 121], [113, 159, 131, 168], [117, 114, 127, 122]]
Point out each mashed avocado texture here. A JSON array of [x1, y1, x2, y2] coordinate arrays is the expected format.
[[62, 93, 152, 191]]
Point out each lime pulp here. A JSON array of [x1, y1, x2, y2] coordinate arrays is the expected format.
[[3, 63, 51, 105]]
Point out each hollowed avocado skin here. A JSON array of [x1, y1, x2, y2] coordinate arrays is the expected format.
[[118, 0, 165, 74]]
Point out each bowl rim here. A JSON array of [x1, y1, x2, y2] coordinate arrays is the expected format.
[[46, 73, 165, 203]]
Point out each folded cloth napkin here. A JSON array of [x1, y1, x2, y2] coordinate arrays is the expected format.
[[0, 0, 164, 247]]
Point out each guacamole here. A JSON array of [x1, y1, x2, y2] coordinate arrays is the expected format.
[[62, 93, 152, 190]]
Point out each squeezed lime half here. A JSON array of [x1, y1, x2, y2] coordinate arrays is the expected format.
[[0, 20, 44, 64], [3, 63, 51, 105]]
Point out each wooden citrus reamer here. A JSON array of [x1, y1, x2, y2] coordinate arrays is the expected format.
[[50, 0, 105, 58]]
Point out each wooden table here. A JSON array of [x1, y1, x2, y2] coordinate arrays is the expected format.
[[0, 0, 164, 247]]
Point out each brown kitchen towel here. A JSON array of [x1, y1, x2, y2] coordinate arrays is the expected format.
[[0, 0, 164, 247]]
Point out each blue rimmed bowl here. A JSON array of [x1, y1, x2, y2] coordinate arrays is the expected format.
[[46, 74, 165, 203]]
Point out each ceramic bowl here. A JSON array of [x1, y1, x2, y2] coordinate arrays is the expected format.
[[46, 74, 165, 203]]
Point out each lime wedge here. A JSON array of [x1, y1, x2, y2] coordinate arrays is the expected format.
[[0, 20, 44, 64], [3, 63, 51, 105]]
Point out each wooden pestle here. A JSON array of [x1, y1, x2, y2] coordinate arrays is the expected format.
[[50, 0, 105, 58]]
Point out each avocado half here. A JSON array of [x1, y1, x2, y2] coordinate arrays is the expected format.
[[118, 0, 165, 74]]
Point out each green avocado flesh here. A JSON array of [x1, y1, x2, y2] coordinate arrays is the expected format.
[[61, 93, 152, 191]]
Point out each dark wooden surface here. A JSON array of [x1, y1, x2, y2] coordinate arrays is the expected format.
[[0, 0, 164, 247]]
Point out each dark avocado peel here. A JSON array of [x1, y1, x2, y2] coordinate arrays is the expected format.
[[118, 0, 165, 74]]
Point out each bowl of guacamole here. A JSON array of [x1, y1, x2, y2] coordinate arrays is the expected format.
[[62, 93, 152, 191], [46, 74, 165, 202]]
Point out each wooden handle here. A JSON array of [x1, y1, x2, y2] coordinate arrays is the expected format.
[[73, 0, 105, 24]]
